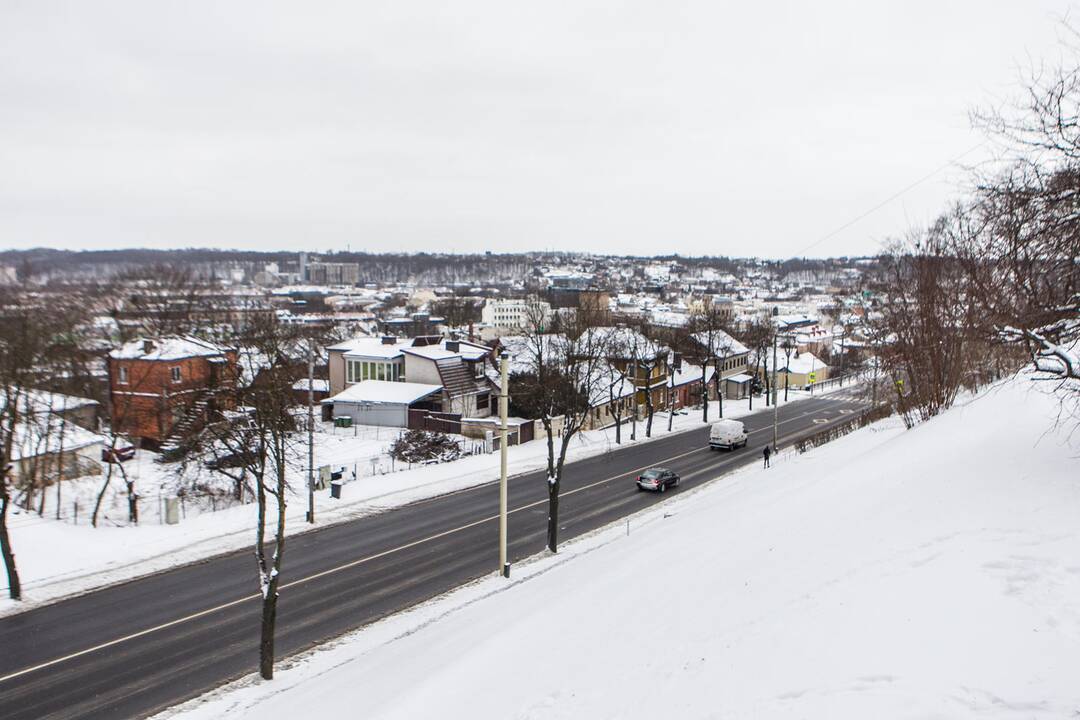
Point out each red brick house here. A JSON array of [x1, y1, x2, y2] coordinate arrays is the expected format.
[[108, 336, 238, 447]]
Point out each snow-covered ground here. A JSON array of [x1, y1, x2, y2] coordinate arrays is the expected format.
[[162, 375, 1080, 719], [1, 387, 839, 616]]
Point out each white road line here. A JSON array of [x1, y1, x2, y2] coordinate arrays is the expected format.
[[0, 400, 861, 685]]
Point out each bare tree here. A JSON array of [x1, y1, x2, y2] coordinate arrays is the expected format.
[[0, 290, 85, 600], [960, 33, 1080, 410], [511, 306, 612, 552], [869, 217, 981, 426], [743, 318, 775, 411], [601, 332, 633, 445], [687, 306, 741, 422], [172, 315, 300, 678]]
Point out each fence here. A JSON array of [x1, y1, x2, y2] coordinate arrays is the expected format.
[[407, 410, 463, 434], [793, 402, 894, 454]]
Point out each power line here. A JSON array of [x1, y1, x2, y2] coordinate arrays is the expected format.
[[791, 141, 987, 258]]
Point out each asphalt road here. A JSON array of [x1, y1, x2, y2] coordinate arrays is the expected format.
[[0, 390, 865, 720]]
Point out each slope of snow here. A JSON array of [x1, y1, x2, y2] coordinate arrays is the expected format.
[[165, 377, 1080, 719]]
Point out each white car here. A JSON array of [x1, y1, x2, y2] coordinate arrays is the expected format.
[[709, 419, 748, 450]]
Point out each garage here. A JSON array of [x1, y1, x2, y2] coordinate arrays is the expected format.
[[322, 380, 444, 428]]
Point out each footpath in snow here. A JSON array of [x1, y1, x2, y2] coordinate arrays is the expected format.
[[163, 376, 1080, 720], [0, 387, 839, 616]]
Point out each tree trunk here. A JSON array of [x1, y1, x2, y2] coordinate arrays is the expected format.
[[0, 485, 20, 601], [259, 581, 278, 680], [546, 474, 560, 553], [547, 435, 573, 553], [91, 457, 115, 528], [127, 481, 138, 524], [701, 365, 709, 423], [260, 463, 288, 680], [715, 368, 723, 419], [612, 403, 621, 445], [644, 384, 654, 438], [667, 378, 674, 432]]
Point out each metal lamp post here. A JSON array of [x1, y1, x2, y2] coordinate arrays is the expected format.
[[771, 306, 779, 452], [306, 339, 315, 524], [782, 337, 794, 403], [498, 351, 510, 578]]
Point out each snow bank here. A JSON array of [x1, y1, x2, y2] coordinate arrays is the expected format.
[[164, 377, 1080, 719]]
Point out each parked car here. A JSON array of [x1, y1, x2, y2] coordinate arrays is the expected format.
[[636, 467, 680, 493], [101, 445, 136, 463], [709, 419, 748, 450]]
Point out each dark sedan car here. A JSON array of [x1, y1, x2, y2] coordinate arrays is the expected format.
[[636, 467, 680, 493]]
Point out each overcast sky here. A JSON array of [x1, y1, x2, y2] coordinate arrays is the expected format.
[[1, 1, 1075, 258]]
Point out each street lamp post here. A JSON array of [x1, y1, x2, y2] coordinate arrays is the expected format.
[[498, 351, 510, 578], [771, 307, 779, 452], [306, 339, 315, 524]]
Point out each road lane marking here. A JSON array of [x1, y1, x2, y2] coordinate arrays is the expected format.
[[0, 400, 864, 685]]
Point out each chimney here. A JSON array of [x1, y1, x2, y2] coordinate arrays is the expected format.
[[142, 339, 155, 355], [446, 340, 460, 353], [381, 336, 396, 345]]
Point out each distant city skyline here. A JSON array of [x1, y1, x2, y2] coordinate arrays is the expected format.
[[1, 1, 1074, 259]]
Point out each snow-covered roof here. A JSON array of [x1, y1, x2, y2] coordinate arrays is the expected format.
[[586, 326, 665, 359], [671, 362, 715, 388], [110, 336, 230, 361], [10, 415, 105, 461], [691, 329, 749, 357], [327, 380, 443, 405], [781, 352, 828, 375], [292, 378, 330, 392], [401, 340, 490, 362], [329, 336, 411, 359], [0, 388, 98, 415]]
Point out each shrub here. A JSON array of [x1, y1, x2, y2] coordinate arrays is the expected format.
[[390, 430, 462, 464]]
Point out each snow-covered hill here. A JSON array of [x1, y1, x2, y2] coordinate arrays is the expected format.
[[167, 377, 1080, 719]]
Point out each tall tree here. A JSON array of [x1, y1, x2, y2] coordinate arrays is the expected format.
[[172, 315, 301, 679], [0, 290, 85, 600], [513, 306, 611, 552]]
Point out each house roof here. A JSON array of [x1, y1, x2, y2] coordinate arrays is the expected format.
[[326, 380, 443, 405], [691, 329, 749, 357], [110, 335, 231, 361], [292, 378, 330, 393], [401, 340, 490, 362], [9, 415, 105, 461], [0, 388, 99, 415], [329, 336, 411, 360], [671, 362, 716, 388], [782, 352, 828, 375]]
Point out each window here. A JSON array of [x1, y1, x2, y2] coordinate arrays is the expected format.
[[118, 366, 129, 384], [476, 393, 489, 411], [170, 366, 182, 383], [473, 362, 485, 379]]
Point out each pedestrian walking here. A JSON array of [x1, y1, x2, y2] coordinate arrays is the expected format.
[[763, 444, 772, 468]]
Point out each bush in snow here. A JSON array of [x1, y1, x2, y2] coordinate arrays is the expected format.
[[389, 430, 462, 464]]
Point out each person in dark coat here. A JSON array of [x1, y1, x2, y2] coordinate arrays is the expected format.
[[763, 444, 772, 468]]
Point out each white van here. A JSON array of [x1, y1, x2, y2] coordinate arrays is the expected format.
[[709, 419, 748, 450]]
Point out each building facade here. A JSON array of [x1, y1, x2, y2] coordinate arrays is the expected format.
[[108, 336, 238, 446]]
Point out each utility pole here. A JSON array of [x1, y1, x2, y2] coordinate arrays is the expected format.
[[838, 324, 846, 385], [771, 307, 779, 452], [498, 351, 510, 578], [306, 339, 315, 524]]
